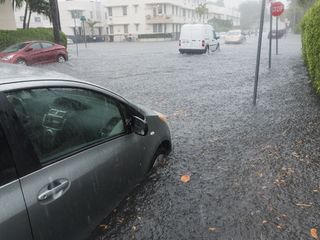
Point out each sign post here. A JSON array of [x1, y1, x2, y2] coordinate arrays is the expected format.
[[271, 2, 284, 55], [253, 0, 267, 106], [268, 0, 273, 69], [80, 16, 87, 48]]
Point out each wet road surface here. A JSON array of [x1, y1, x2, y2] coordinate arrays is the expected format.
[[39, 35, 320, 239]]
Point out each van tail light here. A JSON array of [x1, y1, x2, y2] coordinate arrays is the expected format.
[[202, 40, 205, 47], [179, 40, 181, 46]]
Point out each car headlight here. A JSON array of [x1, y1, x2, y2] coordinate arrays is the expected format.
[[1, 55, 14, 61], [154, 111, 167, 123]]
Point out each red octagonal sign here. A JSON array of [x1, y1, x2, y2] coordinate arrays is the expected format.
[[272, 2, 285, 17]]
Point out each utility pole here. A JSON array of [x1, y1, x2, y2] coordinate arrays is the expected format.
[[253, 0, 267, 106], [268, 0, 273, 69]]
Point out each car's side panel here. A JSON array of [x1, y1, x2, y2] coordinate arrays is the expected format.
[[0, 181, 33, 240]]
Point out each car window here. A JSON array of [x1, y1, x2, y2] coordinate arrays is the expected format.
[[41, 42, 54, 49], [30, 43, 42, 50], [0, 125, 17, 186], [2, 42, 28, 53], [5, 88, 126, 164]]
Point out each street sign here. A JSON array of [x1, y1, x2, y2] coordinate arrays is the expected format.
[[80, 16, 86, 21], [272, 2, 284, 17]]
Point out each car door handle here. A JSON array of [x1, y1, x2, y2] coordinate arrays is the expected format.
[[38, 179, 70, 201]]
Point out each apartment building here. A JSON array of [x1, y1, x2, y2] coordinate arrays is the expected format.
[[0, 1, 17, 30], [12, 0, 240, 41]]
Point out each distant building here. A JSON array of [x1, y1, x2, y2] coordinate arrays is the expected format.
[[12, 0, 240, 41], [0, 1, 17, 30]]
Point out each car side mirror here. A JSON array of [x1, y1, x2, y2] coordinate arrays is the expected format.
[[132, 116, 148, 136], [25, 47, 33, 52]]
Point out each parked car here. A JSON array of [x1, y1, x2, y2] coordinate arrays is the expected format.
[[67, 38, 74, 45], [224, 30, 246, 44], [0, 64, 172, 240], [268, 29, 286, 39], [0, 40, 68, 65], [179, 24, 220, 54]]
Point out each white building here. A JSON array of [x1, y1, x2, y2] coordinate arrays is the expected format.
[[12, 0, 240, 41], [0, 1, 17, 30]]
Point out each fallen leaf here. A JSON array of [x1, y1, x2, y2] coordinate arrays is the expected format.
[[296, 203, 312, 208], [310, 228, 318, 239], [180, 175, 190, 183], [277, 224, 284, 229], [208, 227, 216, 232], [132, 226, 137, 231], [257, 172, 263, 177], [262, 220, 268, 224], [99, 224, 108, 230]]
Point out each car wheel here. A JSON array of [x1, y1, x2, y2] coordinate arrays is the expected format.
[[148, 146, 167, 173], [57, 55, 66, 63], [16, 59, 27, 65]]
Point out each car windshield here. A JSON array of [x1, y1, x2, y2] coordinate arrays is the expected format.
[[2, 42, 28, 53]]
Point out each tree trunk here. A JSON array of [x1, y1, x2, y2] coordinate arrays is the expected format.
[[49, 0, 61, 44], [27, 9, 32, 29], [23, 2, 29, 29]]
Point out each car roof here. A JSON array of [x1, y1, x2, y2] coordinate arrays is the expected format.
[[0, 63, 127, 101]]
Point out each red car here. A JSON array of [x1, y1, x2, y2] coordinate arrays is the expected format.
[[0, 41, 68, 65]]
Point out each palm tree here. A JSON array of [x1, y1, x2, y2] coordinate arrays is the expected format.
[[86, 19, 100, 36], [195, 3, 208, 23]]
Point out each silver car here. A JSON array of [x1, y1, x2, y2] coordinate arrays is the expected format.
[[0, 64, 171, 240]]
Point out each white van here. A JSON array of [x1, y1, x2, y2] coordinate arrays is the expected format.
[[179, 24, 220, 54]]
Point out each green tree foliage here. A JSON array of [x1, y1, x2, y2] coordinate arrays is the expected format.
[[301, 0, 320, 93], [195, 3, 208, 23], [86, 19, 100, 36], [208, 18, 233, 32], [0, 28, 66, 51]]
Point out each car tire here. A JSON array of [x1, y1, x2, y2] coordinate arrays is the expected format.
[[16, 58, 27, 66], [148, 146, 167, 173], [57, 55, 66, 63]]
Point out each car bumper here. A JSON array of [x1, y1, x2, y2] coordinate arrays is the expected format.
[[179, 49, 206, 54]]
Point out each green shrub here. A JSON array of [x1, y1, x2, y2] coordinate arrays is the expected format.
[[301, 0, 320, 93], [0, 28, 67, 51]]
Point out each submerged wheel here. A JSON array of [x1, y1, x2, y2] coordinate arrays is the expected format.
[[16, 59, 27, 65], [148, 147, 167, 172], [57, 55, 66, 63]]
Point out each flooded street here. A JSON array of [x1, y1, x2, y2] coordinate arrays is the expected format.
[[39, 34, 320, 239]]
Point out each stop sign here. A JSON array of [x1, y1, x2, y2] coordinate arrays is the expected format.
[[272, 2, 285, 17]]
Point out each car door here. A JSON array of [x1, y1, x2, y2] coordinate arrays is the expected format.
[[0, 94, 34, 240], [26, 42, 44, 64], [4, 85, 144, 240], [40, 42, 55, 63]]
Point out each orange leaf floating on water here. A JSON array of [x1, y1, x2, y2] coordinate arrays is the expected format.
[[208, 227, 216, 232], [311, 228, 318, 239], [180, 175, 190, 183]]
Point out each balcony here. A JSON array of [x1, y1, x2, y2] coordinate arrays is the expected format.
[[145, 14, 173, 24]]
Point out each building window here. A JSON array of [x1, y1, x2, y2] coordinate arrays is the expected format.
[[124, 24, 128, 33], [183, 9, 186, 17], [164, 4, 166, 14], [153, 24, 163, 33], [158, 4, 162, 14], [176, 6, 178, 15], [172, 5, 174, 15], [123, 6, 127, 16], [134, 5, 138, 13], [135, 24, 139, 32], [164, 24, 167, 33], [108, 7, 112, 17], [90, 11, 93, 19], [105, 12, 108, 19], [20, 16, 24, 22], [106, 27, 109, 35], [34, 17, 41, 22], [110, 25, 114, 34]]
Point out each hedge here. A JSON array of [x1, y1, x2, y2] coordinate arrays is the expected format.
[[0, 28, 67, 51], [301, 0, 320, 93]]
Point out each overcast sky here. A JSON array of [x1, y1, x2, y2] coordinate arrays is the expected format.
[[224, 0, 289, 9]]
